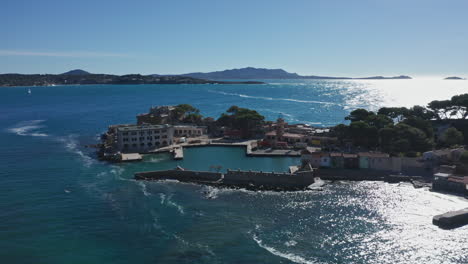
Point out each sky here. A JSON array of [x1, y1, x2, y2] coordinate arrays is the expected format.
[[2, 0, 468, 77]]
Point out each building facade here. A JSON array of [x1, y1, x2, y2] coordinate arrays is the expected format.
[[116, 124, 174, 153], [173, 125, 207, 138]]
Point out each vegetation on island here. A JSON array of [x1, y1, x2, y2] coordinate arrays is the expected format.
[[0, 72, 264, 87], [217, 106, 265, 138], [332, 94, 468, 156]]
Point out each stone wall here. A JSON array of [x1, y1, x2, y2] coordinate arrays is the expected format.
[[135, 170, 222, 182], [224, 169, 314, 189]]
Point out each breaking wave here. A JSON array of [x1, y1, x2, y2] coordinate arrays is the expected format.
[[7, 120, 48, 137]]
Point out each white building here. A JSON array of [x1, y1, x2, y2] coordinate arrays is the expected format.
[[116, 124, 174, 153]]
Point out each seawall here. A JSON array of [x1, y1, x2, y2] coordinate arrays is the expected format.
[[135, 168, 315, 191], [433, 208, 468, 229]]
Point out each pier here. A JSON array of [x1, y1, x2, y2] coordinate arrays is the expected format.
[[433, 208, 468, 229]]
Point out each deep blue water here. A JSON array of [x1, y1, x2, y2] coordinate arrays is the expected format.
[[1, 80, 467, 264]]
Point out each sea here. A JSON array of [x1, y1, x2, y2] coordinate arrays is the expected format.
[[1, 79, 468, 264]]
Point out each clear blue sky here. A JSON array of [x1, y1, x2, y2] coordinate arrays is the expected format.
[[2, 0, 468, 76]]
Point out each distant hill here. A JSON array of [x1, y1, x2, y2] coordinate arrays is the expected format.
[[61, 69, 91, 75], [0, 73, 263, 87], [445, 76, 465, 80], [164, 67, 412, 80], [181, 67, 301, 79]]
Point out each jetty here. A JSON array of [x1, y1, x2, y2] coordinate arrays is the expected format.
[[134, 165, 315, 191], [433, 208, 468, 229]]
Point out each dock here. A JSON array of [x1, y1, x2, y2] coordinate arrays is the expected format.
[[433, 208, 468, 229]]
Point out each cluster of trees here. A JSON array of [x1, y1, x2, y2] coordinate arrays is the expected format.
[[173, 104, 203, 124], [333, 94, 468, 156], [169, 104, 265, 138], [217, 106, 265, 138], [428, 94, 468, 119]]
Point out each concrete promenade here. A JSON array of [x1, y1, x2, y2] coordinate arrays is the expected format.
[[139, 139, 301, 160]]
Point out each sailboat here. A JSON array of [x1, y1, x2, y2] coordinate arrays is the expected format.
[[28, 88, 31, 94]]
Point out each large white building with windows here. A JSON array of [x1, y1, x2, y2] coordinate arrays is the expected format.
[[115, 124, 174, 153]]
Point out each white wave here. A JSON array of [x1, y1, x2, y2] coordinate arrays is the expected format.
[[137, 181, 151, 197], [58, 135, 95, 168], [166, 194, 185, 214], [7, 120, 48, 137], [208, 90, 338, 105], [159, 193, 166, 204], [252, 234, 318, 264], [285, 240, 298, 247]]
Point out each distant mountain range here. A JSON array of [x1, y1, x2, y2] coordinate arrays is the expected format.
[[0, 67, 416, 87], [0, 70, 263, 87], [164, 67, 412, 80]]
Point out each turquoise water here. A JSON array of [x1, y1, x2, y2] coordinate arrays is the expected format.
[[1, 80, 468, 263]]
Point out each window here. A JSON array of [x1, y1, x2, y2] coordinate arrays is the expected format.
[[140, 143, 145, 146], [154, 136, 160, 139], [123, 138, 129, 142], [148, 131, 153, 135], [139, 137, 145, 141], [123, 144, 128, 148], [154, 130, 160, 134], [131, 132, 137, 135], [147, 136, 152, 140], [139, 132, 145, 136], [132, 144, 137, 147], [122, 132, 128, 136], [132, 138, 137, 142], [148, 142, 152, 146], [162, 129, 167, 133], [162, 135, 167, 139]]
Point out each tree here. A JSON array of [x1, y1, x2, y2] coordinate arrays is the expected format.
[[378, 107, 409, 122], [365, 114, 393, 129], [450, 94, 468, 119], [441, 127, 464, 147], [217, 106, 265, 138], [174, 104, 200, 121], [427, 100, 453, 120], [401, 117, 434, 139], [406, 105, 434, 120], [345, 109, 375, 122], [349, 121, 378, 148]]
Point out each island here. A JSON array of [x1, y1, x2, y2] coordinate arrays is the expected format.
[[170, 67, 413, 80], [445, 76, 465, 80], [0, 69, 264, 87]]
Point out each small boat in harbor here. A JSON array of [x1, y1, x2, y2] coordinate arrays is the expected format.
[[27, 88, 31, 94]]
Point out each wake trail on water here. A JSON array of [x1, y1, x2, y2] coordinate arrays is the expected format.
[[6, 119, 48, 137], [251, 225, 320, 264], [208, 90, 339, 106]]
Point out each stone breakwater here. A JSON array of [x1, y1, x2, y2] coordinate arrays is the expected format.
[[433, 208, 468, 229], [134, 168, 315, 191]]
